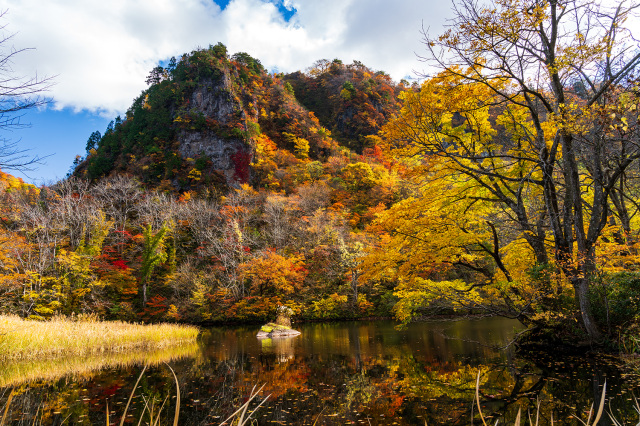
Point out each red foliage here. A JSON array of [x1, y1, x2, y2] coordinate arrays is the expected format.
[[142, 295, 168, 320], [111, 259, 129, 270], [100, 383, 124, 398], [363, 145, 383, 160], [114, 229, 133, 237], [231, 149, 252, 182], [225, 296, 280, 322]]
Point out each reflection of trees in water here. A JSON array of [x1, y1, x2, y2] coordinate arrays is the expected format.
[[508, 352, 639, 425], [1, 321, 639, 425], [429, 352, 639, 426], [260, 336, 297, 363], [0, 342, 199, 388]]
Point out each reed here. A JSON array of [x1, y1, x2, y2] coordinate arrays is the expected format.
[[220, 384, 270, 426], [1, 370, 269, 426], [0, 314, 199, 361], [103, 367, 266, 426], [471, 370, 613, 426]]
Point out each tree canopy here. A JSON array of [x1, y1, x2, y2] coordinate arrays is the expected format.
[[367, 0, 640, 340]]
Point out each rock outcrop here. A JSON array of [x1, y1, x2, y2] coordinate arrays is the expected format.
[[256, 323, 301, 339], [177, 73, 253, 184]]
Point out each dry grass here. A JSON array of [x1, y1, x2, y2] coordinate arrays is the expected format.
[[469, 370, 622, 426], [0, 314, 199, 361], [220, 384, 270, 426]]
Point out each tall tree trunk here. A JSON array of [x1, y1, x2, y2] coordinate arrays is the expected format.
[[142, 282, 147, 308], [572, 275, 601, 341], [560, 132, 602, 341], [571, 248, 601, 341]]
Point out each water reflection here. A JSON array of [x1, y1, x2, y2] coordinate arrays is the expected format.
[[0, 342, 200, 388], [260, 336, 298, 363], [0, 319, 639, 425]]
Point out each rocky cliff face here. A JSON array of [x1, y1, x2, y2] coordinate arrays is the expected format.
[[178, 131, 250, 182], [177, 71, 253, 185]]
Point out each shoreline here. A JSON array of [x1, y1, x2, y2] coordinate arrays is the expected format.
[[194, 313, 495, 327], [0, 315, 199, 361]]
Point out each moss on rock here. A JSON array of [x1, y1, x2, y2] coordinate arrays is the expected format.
[[260, 322, 291, 333]]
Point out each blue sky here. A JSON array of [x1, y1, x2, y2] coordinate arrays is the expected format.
[[2, 0, 454, 184], [16, 109, 112, 185]]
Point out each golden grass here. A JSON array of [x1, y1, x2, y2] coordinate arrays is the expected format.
[[0, 314, 199, 361]]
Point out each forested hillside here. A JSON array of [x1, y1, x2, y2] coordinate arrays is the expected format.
[[76, 44, 401, 195], [284, 59, 405, 152], [0, 45, 404, 323]]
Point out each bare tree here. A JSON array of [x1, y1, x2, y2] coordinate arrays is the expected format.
[[92, 176, 142, 231], [137, 191, 181, 229], [263, 194, 298, 249], [0, 10, 53, 171], [48, 177, 98, 249]]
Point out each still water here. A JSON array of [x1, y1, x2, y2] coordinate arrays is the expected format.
[[1, 318, 639, 425]]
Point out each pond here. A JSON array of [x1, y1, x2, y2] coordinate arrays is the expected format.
[[1, 318, 639, 425]]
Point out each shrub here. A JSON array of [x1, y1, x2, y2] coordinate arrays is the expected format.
[[591, 271, 640, 331]]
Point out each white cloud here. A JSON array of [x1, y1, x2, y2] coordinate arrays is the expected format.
[[1, 0, 451, 116]]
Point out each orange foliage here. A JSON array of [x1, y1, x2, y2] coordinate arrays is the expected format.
[[239, 250, 307, 297]]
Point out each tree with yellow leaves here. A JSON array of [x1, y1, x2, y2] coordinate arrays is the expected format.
[[374, 0, 640, 339]]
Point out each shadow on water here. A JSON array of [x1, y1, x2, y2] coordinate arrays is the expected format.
[[1, 318, 639, 425]]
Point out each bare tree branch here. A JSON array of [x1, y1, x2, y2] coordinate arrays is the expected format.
[[0, 9, 54, 172]]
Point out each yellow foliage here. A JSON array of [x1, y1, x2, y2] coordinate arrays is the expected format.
[[294, 137, 310, 159], [187, 168, 202, 180], [342, 162, 377, 191], [142, 94, 151, 110], [311, 293, 348, 319], [365, 67, 567, 323], [253, 134, 277, 166], [393, 278, 480, 325], [0, 169, 39, 195]]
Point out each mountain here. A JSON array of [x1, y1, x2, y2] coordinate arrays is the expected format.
[[284, 59, 404, 153], [76, 45, 403, 194]]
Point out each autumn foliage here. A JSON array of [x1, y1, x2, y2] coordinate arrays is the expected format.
[[2, 7, 639, 348]]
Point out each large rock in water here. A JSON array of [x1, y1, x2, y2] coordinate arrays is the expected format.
[[256, 322, 301, 339]]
